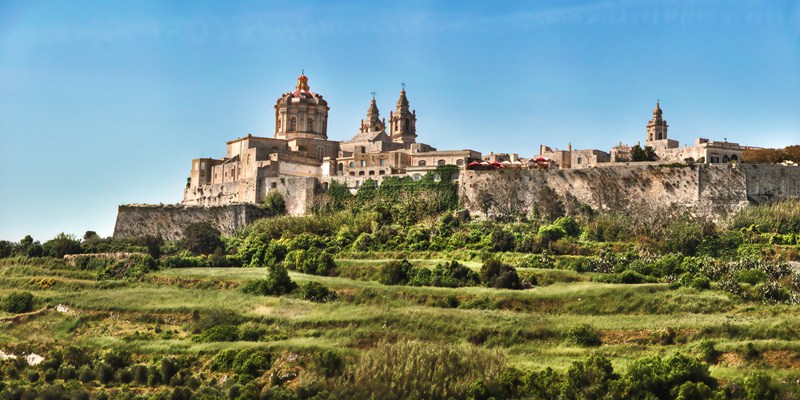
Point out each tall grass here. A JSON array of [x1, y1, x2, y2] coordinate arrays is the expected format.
[[730, 199, 800, 234]]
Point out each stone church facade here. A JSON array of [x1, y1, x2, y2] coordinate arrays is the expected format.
[[183, 74, 481, 208]]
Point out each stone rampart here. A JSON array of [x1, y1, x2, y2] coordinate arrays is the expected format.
[[113, 204, 273, 240], [458, 164, 800, 220]]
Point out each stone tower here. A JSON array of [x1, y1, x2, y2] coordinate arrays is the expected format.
[[388, 87, 417, 144], [274, 73, 330, 141], [359, 96, 386, 135], [646, 102, 668, 142]]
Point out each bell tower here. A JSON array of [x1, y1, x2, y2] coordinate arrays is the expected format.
[[359, 95, 386, 135], [646, 101, 668, 143], [388, 85, 417, 144]]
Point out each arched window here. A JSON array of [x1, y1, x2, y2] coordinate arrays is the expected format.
[[731, 154, 738, 162], [349, 161, 355, 168], [456, 159, 464, 166], [723, 155, 730, 163], [437, 159, 446, 166], [289, 117, 297, 131], [418, 160, 426, 166], [368, 170, 375, 175], [338, 163, 344, 172], [307, 118, 314, 132]]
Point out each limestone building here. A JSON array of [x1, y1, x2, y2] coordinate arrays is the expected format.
[[537, 102, 745, 168], [183, 74, 482, 208]]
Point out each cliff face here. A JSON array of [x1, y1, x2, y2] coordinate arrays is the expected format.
[[458, 164, 800, 220], [113, 164, 800, 239]]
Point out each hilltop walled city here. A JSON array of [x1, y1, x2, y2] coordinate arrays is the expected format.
[[114, 74, 799, 239], [182, 74, 749, 207]]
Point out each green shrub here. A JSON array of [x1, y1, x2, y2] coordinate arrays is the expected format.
[[480, 259, 522, 289], [241, 264, 297, 296], [620, 353, 713, 399], [261, 190, 287, 217], [237, 321, 267, 341], [195, 324, 239, 342], [284, 248, 336, 276], [42, 233, 82, 258], [300, 281, 337, 303], [182, 222, 224, 255], [430, 261, 480, 288], [553, 216, 580, 237], [563, 323, 602, 347], [743, 372, 778, 400], [490, 228, 516, 252], [378, 259, 413, 285], [4, 291, 34, 313], [689, 276, 711, 290], [538, 225, 566, 244]]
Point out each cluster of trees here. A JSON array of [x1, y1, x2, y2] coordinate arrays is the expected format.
[[743, 145, 800, 164]]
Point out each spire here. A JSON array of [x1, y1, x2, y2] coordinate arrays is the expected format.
[[397, 85, 409, 108], [367, 97, 379, 117]]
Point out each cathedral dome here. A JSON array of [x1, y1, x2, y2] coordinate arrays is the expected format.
[[277, 73, 327, 106]]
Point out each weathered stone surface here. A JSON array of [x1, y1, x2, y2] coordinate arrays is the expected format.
[[113, 203, 273, 240], [458, 164, 800, 220], [114, 164, 800, 239]]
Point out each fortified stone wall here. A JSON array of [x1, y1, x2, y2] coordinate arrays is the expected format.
[[113, 204, 273, 240], [115, 164, 800, 240], [458, 164, 800, 220]]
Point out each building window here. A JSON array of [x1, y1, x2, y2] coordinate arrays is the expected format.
[[289, 117, 297, 131], [380, 159, 385, 166], [349, 161, 355, 168], [349, 172, 355, 176], [731, 154, 738, 162], [456, 159, 464, 166], [723, 155, 730, 163], [316, 147, 324, 159], [437, 159, 446, 166], [358, 171, 365, 176], [379, 170, 385, 175], [577, 157, 582, 164], [338, 163, 344, 172], [360, 160, 366, 167], [307, 118, 314, 132], [355, 181, 360, 188], [368, 170, 375, 175], [418, 160, 426, 166]]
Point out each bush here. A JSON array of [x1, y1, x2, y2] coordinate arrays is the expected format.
[[4, 291, 34, 313], [430, 261, 480, 288], [743, 372, 778, 400], [284, 248, 336, 276], [563, 323, 602, 347], [261, 190, 287, 217], [182, 222, 224, 255], [379, 259, 413, 285], [241, 264, 297, 296], [299, 281, 337, 303], [480, 259, 522, 289], [554, 216, 580, 237], [538, 225, 566, 244], [42, 233, 82, 258], [195, 324, 239, 342]]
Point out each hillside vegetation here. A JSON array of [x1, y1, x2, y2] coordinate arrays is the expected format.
[[1, 173, 800, 399]]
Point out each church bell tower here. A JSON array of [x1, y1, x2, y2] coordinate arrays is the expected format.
[[388, 85, 417, 144]]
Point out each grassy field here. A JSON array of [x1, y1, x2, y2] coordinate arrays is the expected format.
[[4, 257, 800, 387]]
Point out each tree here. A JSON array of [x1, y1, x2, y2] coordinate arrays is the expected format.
[[631, 144, 657, 161], [261, 190, 287, 217], [42, 233, 82, 258], [182, 222, 224, 255], [4, 291, 34, 313]]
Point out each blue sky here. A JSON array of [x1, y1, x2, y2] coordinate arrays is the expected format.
[[1, 0, 798, 241]]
